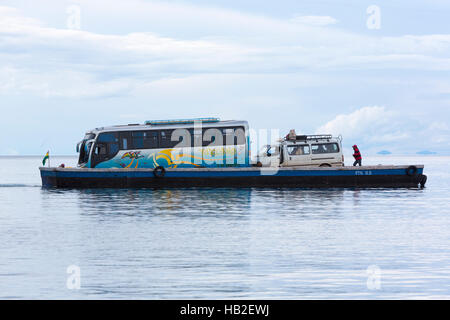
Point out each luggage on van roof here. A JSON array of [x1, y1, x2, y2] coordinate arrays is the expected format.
[[285, 130, 332, 142]]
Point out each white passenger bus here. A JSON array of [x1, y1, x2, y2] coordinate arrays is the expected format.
[[76, 118, 250, 169]]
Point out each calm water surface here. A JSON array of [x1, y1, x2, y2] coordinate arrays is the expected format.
[[0, 156, 449, 299]]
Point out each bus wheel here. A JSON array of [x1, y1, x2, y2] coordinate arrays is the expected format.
[[153, 166, 166, 178], [319, 163, 332, 167]]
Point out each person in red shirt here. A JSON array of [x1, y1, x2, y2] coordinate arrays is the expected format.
[[352, 145, 362, 166]]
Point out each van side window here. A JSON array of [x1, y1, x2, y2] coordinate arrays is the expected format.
[[311, 143, 340, 154], [287, 145, 310, 155]]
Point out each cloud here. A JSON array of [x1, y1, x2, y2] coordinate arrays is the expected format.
[[1, 1, 450, 100], [316, 106, 393, 138], [316, 106, 450, 154], [291, 15, 338, 27]]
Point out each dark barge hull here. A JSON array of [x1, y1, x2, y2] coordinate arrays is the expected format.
[[40, 165, 426, 188]]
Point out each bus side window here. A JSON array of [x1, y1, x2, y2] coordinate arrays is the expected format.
[[223, 127, 245, 146], [96, 144, 107, 155], [132, 131, 144, 149], [192, 128, 203, 147], [97, 132, 119, 157], [234, 127, 246, 146], [109, 143, 119, 155], [119, 132, 131, 150], [143, 131, 159, 149], [160, 130, 176, 148], [171, 128, 191, 148], [223, 128, 234, 146], [203, 128, 222, 147]]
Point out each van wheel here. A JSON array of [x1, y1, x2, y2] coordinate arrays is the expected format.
[[319, 163, 332, 167]]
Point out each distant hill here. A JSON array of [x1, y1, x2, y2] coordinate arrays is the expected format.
[[377, 150, 392, 155], [416, 150, 437, 155]]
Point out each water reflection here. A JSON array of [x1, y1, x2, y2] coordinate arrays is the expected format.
[[250, 188, 347, 220], [73, 188, 253, 219], [41, 187, 352, 220]]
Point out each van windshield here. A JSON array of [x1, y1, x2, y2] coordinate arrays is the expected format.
[[260, 145, 278, 156]]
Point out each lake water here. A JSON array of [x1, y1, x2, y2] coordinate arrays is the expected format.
[[0, 155, 449, 299]]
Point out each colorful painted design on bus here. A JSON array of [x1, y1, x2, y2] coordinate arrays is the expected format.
[[95, 145, 247, 169]]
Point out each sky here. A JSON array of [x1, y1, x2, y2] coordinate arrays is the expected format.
[[0, 0, 449, 155]]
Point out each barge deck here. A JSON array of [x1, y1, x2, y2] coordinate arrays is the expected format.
[[40, 165, 426, 188]]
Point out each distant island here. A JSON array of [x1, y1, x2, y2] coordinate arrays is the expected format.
[[377, 150, 392, 155], [416, 150, 437, 155]]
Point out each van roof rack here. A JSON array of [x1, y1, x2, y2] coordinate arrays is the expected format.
[[286, 134, 333, 141], [144, 118, 220, 126]]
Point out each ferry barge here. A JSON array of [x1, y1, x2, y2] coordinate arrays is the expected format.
[[39, 118, 427, 188]]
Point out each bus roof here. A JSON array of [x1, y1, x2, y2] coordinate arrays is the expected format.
[[87, 119, 249, 134]]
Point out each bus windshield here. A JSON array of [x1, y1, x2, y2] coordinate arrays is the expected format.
[[78, 141, 93, 166], [77, 134, 95, 166]]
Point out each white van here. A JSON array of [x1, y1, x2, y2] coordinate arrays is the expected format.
[[256, 133, 344, 167]]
